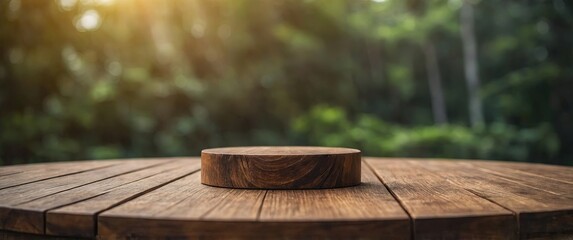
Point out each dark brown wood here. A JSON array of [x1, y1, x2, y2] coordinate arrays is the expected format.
[[258, 164, 410, 239], [1, 157, 572, 239], [99, 170, 266, 238], [45, 159, 201, 238], [99, 218, 409, 239], [366, 158, 517, 239], [0, 230, 85, 240], [98, 163, 409, 239], [0, 159, 165, 234], [0, 160, 120, 190], [99, 170, 264, 219], [410, 159, 573, 239], [468, 160, 573, 185], [201, 146, 361, 189]]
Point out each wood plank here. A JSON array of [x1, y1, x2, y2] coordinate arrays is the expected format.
[[465, 161, 573, 196], [260, 163, 408, 220], [255, 163, 410, 238], [100, 162, 409, 238], [366, 158, 516, 239], [99, 171, 236, 218], [0, 230, 87, 240], [20, 160, 190, 210], [0, 161, 122, 189], [98, 171, 268, 238], [46, 158, 201, 238], [411, 159, 573, 239], [99, 164, 409, 239], [0, 171, 21, 178], [99, 218, 408, 239], [105, 173, 264, 218], [0, 159, 165, 234], [469, 161, 573, 185], [0, 161, 77, 176], [201, 189, 267, 220]]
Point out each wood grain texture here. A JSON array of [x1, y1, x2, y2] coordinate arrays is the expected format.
[[366, 158, 517, 239], [99, 218, 409, 239], [411, 159, 573, 239], [99, 170, 265, 238], [0, 159, 165, 234], [99, 169, 263, 213], [98, 162, 409, 239], [0, 230, 85, 240], [0, 161, 121, 190], [258, 164, 410, 239], [201, 146, 361, 189], [1, 157, 573, 239], [477, 160, 573, 184], [44, 159, 201, 238]]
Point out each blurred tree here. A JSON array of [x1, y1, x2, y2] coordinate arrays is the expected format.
[[423, 41, 448, 124], [0, 0, 571, 165], [365, 0, 455, 125], [460, 0, 484, 127]]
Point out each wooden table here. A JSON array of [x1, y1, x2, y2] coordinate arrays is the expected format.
[[0, 158, 572, 239]]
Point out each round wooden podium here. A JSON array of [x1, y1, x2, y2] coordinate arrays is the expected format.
[[200, 146, 361, 189]]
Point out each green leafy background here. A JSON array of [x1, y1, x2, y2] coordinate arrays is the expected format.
[[0, 0, 571, 165]]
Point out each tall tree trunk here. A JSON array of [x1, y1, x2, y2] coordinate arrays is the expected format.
[[460, 0, 484, 127], [423, 41, 448, 125]]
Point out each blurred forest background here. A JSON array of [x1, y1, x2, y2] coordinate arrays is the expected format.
[[1, 0, 572, 165]]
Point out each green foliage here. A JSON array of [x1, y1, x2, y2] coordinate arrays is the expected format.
[[293, 106, 561, 163], [0, 0, 571, 165]]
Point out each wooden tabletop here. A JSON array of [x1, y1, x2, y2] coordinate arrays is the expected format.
[[0, 158, 572, 239]]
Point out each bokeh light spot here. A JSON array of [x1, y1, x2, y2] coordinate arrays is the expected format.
[[59, 0, 77, 11], [107, 61, 122, 76], [75, 10, 101, 32], [191, 22, 206, 38]]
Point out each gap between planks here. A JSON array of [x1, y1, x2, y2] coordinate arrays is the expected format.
[[363, 159, 415, 240], [17, 161, 170, 206], [1, 160, 169, 234], [366, 158, 516, 239], [408, 160, 521, 239], [44, 159, 201, 237], [463, 188, 520, 238], [407, 159, 573, 238], [469, 163, 573, 195], [0, 159, 195, 236], [97, 160, 410, 239], [91, 166, 202, 235], [0, 162, 121, 190], [43, 192, 109, 238], [42, 165, 170, 221]]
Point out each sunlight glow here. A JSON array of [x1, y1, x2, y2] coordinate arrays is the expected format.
[[80, 0, 115, 5], [94, 0, 115, 5], [76, 10, 101, 32], [107, 61, 122, 76], [59, 0, 77, 11], [191, 23, 206, 38], [7, 0, 21, 19], [9, 0, 21, 12]]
